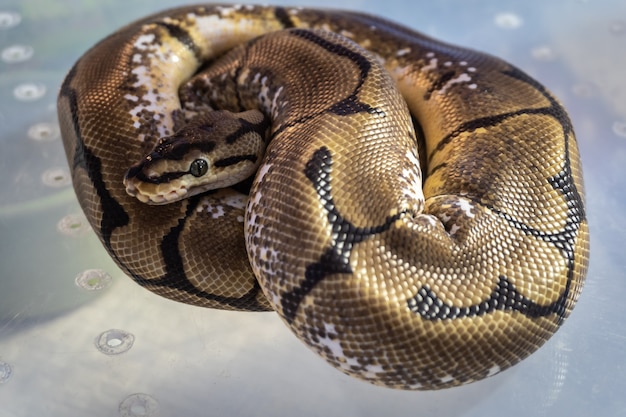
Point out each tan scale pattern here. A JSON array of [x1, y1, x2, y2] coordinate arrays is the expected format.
[[57, 4, 589, 390]]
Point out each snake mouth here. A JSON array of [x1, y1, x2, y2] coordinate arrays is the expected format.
[[124, 179, 189, 205], [141, 190, 188, 204]]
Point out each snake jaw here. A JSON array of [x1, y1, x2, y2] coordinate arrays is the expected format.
[[124, 161, 191, 204], [142, 188, 189, 204], [124, 178, 190, 205]]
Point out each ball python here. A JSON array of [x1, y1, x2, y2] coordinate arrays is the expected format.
[[57, 4, 589, 389]]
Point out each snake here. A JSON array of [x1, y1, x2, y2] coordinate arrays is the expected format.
[[57, 4, 589, 390]]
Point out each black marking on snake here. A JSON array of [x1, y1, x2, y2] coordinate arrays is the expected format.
[[490, 135, 584, 321], [329, 95, 382, 116], [126, 141, 216, 183], [232, 50, 250, 113], [410, 66, 585, 322], [424, 70, 458, 100], [281, 147, 406, 324], [409, 159, 584, 322], [154, 139, 216, 161], [59, 64, 130, 258], [290, 29, 384, 117], [502, 66, 574, 135], [59, 65, 81, 145], [274, 7, 295, 28], [154, 21, 201, 59], [409, 275, 568, 321], [268, 30, 385, 140], [495, 67, 583, 320], [492, 168, 584, 251], [60, 65, 262, 313], [214, 154, 258, 167], [129, 169, 187, 185], [132, 195, 268, 311], [428, 107, 561, 162], [428, 162, 448, 177], [224, 113, 271, 144], [409, 150, 584, 322], [80, 146, 130, 251], [429, 65, 573, 162]]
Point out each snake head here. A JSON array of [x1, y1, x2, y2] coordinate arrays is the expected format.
[[124, 110, 269, 205]]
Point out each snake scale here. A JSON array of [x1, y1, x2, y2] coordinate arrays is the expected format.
[[57, 4, 589, 389]]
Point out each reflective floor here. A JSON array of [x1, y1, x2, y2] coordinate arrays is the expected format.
[[1, 0, 624, 416]]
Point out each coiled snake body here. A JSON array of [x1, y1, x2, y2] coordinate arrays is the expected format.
[[57, 4, 589, 389]]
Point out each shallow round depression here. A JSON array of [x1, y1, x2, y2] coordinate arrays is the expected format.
[[95, 329, 135, 355]]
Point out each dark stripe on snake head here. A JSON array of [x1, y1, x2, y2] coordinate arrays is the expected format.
[[214, 154, 258, 167], [281, 147, 406, 324], [129, 169, 187, 185], [151, 140, 216, 161], [128, 155, 259, 185], [126, 137, 215, 181], [224, 115, 271, 144], [125, 140, 215, 184]]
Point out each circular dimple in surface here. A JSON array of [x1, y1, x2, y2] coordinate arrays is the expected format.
[[0, 361, 12, 384], [609, 20, 625, 35], [28, 122, 60, 142], [42, 168, 71, 187], [13, 83, 46, 101], [119, 393, 159, 417], [57, 213, 91, 237], [75, 269, 112, 291], [531, 45, 555, 61], [1, 45, 33, 63], [494, 12, 523, 29], [572, 83, 596, 98], [612, 121, 626, 138], [95, 329, 135, 355], [0, 11, 21, 29]]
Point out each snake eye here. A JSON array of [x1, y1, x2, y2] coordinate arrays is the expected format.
[[189, 159, 208, 177]]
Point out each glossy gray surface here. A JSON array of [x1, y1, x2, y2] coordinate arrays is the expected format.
[[0, 0, 623, 416]]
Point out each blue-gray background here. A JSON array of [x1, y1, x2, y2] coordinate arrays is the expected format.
[[0, 0, 624, 416]]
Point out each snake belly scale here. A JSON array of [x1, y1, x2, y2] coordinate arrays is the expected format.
[[57, 4, 589, 389]]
